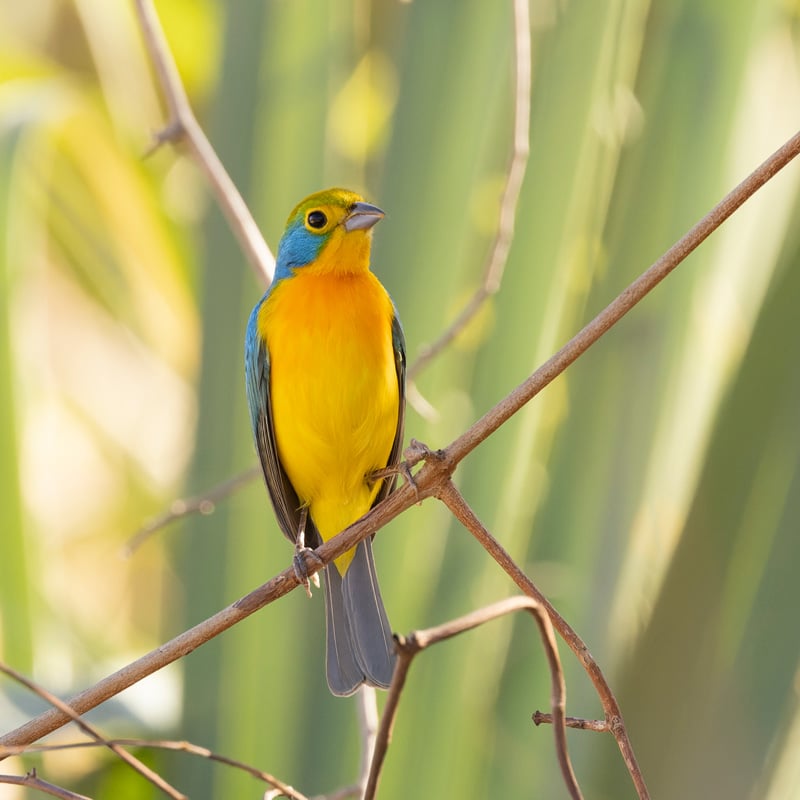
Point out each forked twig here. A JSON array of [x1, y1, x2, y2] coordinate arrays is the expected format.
[[436, 480, 646, 798], [0, 663, 185, 800], [365, 596, 581, 800], [0, 737, 309, 800]]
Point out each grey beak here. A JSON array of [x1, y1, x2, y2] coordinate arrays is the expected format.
[[343, 201, 385, 232]]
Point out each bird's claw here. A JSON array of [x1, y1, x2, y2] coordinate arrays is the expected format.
[[293, 546, 323, 598], [293, 506, 321, 597], [401, 438, 445, 505], [399, 460, 421, 504], [403, 437, 442, 467]]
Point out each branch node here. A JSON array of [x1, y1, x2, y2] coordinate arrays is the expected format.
[[607, 714, 625, 736], [292, 547, 323, 598], [392, 633, 421, 657], [403, 438, 445, 468], [533, 712, 610, 733], [144, 119, 186, 158]]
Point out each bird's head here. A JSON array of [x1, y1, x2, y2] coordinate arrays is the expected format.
[[274, 188, 384, 279]]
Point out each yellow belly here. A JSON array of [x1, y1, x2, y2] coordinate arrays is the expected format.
[[260, 270, 399, 573]]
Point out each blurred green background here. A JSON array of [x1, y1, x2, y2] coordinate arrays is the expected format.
[[2, 0, 800, 798]]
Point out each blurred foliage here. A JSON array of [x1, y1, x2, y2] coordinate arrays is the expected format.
[[1, 1, 800, 798]]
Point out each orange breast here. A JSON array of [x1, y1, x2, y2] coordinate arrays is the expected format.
[[259, 270, 399, 555]]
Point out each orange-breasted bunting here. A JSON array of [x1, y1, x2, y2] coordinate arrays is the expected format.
[[244, 188, 405, 696]]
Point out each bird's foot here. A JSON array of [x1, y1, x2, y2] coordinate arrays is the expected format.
[[293, 507, 321, 597], [403, 438, 445, 504], [370, 461, 421, 505], [293, 546, 323, 598], [404, 437, 442, 467]]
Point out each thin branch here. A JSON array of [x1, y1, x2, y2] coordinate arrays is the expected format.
[[355, 687, 379, 794], [0, 738, 309, 800], [436, 480, 646, 799], [365, 596, 581, 800], [445, 128, 800, 466], [0, 663, 185, 800], [313, 783, 359, 800], [0, 771, 92, 800], [133, 0, 274, 286], [0, 489, 417, 751], [408, 0, 531, 382], [533, 712, 610, 733], [128, 741, 308, 800], [124, 466, 261, 555]]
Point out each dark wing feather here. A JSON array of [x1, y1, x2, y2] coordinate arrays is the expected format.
[[374, 311, 406, 506], [244, 298, 322, 548]]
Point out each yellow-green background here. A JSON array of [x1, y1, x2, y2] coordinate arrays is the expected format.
[[2, 1, 800, 798]]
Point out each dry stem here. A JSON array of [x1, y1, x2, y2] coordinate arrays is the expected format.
[[365, 596, 581, 800], [0, 771, 92, 800], [0, 663, 185, 799]]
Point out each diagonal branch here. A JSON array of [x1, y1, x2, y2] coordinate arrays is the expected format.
[[444, 127, 800, 465], [0, 484, 420, 751], [1, 738, 310, 800], [436, 479, 646, 799], [0, 663, 185, 799], [365, 596, 581, 800], [0, 771, 92, 800], [133, 0, 274, 286]]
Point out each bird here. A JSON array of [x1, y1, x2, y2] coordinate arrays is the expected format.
[[244, 187, 405, 696]]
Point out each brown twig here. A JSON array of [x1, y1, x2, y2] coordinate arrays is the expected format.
[[407, 0, 531, 381], [0, 663, 185, 799], [0, 738, 309, 800], [436, 480, 646, 798], [533, 712, 609, 733], [123, 466, 261, 555], [445, 128, 800, 465], [365, 596, 581, 800], [133, 0, 274, 287], [0, 770, 92, 800]]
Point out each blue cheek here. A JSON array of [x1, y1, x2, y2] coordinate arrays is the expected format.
[[275, 225, 326, 280]]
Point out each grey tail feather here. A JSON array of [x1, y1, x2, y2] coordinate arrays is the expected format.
[[323, 565, 364, 696], [323, 539, 396, 696]]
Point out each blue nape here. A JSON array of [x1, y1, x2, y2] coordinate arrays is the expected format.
[[274, 220, 327, 279]]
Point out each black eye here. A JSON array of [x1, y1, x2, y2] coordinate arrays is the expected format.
[[307, 210, 327, 229]]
